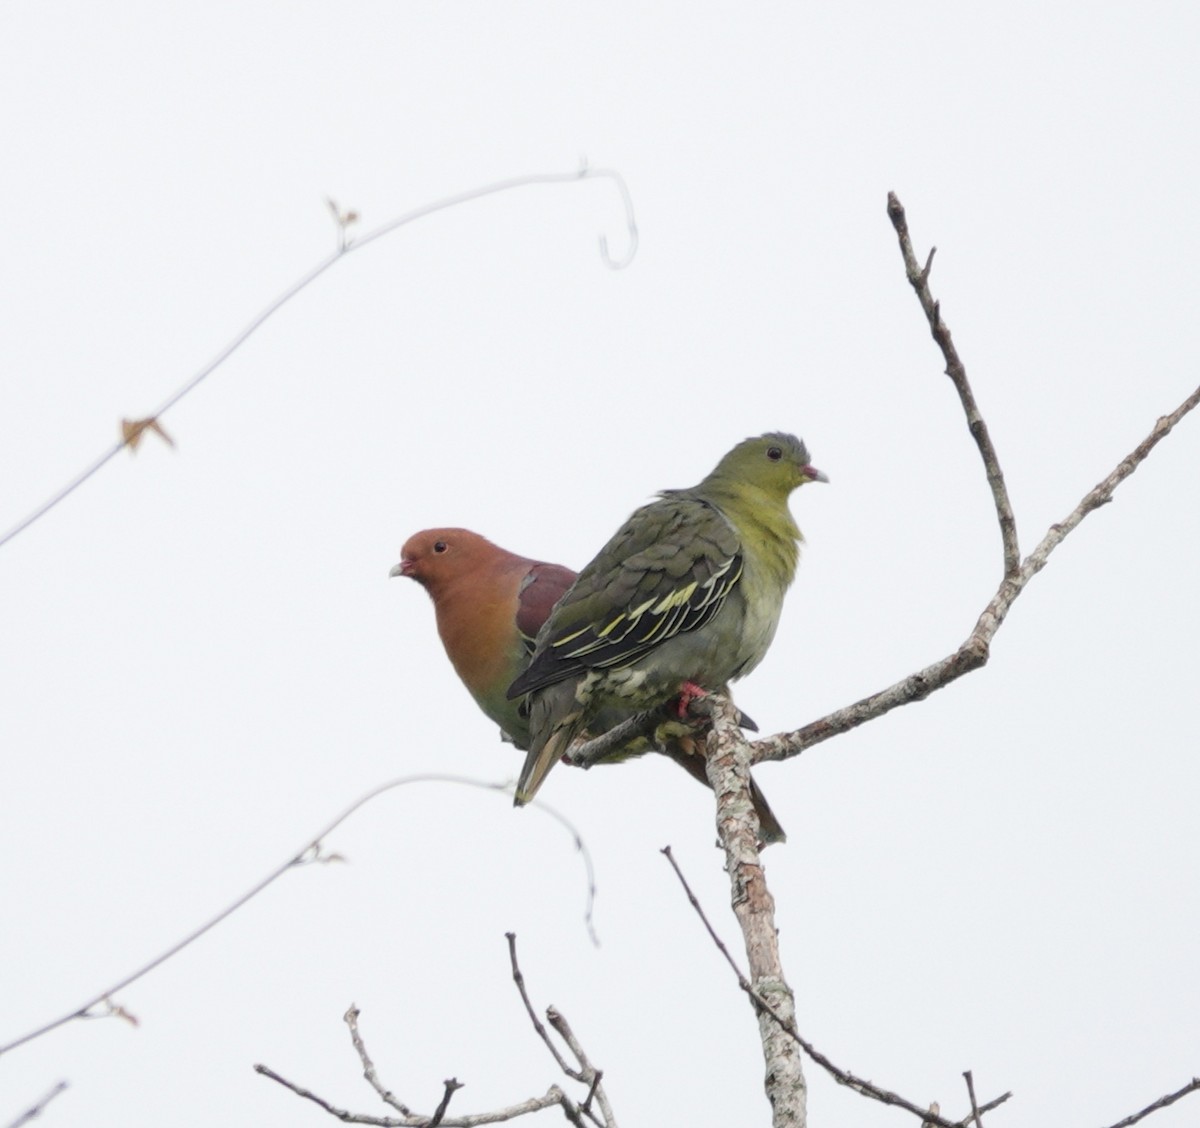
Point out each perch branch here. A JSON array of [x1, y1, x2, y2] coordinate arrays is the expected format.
[[721, 195, 1195, 1127], [702, 697, 805, 1127]]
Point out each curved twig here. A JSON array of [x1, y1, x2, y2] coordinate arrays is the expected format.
[[3, 1081, 69, 1128], [0, 775, 597, 1058], [0, 165, 637, 551]]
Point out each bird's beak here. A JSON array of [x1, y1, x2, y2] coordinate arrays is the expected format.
[[803, 465, 830, 484], [389, 560, 413, 579]]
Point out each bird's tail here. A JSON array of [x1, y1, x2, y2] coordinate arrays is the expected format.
[[513, 687, 584, 806], [513, 726, 574, 806], [748, 776, 787, 846], [660, 734, 787, 846]]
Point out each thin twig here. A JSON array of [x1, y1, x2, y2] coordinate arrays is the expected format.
[[427, 1079, 464, 1128], [345, 1005, 412, 1115], [504, 934, 580, 1081], [660, 847, 748, 986], [580, 1072, 602, 1117], [962, 1070, 983, 1127], [887, 192, 1020, 578], [0, 775, 596, 1058], [663, 818, 1012, 1128], [256, 1062, 573, 1127], [257, 1063, 385, 1123], [1101, 1077, 1200, 1128], [752, 378, 1200, 766], [545, 1009, 614, 1128], [962, 1094, 1012, 1124], [522, 805, 599, 947], [503, 935, 614, 1127], [3, 1081, 69, 1128], [0, 164, 637, 552]]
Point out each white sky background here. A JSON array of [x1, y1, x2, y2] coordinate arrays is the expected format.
[[1, 4, 1197, 1126]]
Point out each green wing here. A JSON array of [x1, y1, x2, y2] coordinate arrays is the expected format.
[[508, 495, 741, 698]]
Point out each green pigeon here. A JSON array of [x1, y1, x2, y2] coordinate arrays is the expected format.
[[507, 432, 827, 805], [392, 527, 788, 843]]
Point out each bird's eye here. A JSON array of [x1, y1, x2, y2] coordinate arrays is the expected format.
[[766, 446, 783, 462], [433, 541, 448, 553]]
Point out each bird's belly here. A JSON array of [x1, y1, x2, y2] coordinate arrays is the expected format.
[[725, 582, 784, 680]]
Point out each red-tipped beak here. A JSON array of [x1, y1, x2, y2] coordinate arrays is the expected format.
[[389, 559, 415, 578], [804, 465, 829, 484]]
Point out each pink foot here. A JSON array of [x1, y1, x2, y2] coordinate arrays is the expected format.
[[675, 680, 709, 718]]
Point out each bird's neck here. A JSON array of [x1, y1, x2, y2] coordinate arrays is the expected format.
[[710, 483, 801, 587]]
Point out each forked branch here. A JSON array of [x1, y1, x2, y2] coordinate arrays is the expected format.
[[257, 947, 617, 1128], [694, 194, 1198, 1127], [752, 196, 1199, 767]]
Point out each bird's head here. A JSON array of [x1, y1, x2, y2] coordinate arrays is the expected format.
[[391, 527, 493, 590], [706, 432, 828, 498]]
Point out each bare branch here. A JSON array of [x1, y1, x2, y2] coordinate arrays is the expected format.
[[515, 805, 599, 947], [752, 375, 1200, 767], [750, 645, 984, 764], [1101, 1077, 1200, 1128], [3, 1081, 69, 1128], [546, 1008, 615, 1128], [256, 1062, 575, 1127], [887, 191, 1020, 578], [0, 775, 596, 1059], [0, 165, 637, 552], [962, 1070, 983, 1127], [747, 196, 1199, 769], [673, 195, 1199, 1127], [345, 1005, 412, 1115], [428, 1079, 464, 1128], [256, 1063, 375, 1122], [258, 947, 617, 1126], [505, 933, 582, 1082], [503, 934, 615, 1126], [660, 846, 747, 985], [1016, 384, 1200, 580], [663, 826, 1012, 1128]]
